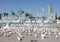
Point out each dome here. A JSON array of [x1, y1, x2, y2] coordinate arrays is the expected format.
[[9, 10, 15, 15], [17, 8, 24, 15]]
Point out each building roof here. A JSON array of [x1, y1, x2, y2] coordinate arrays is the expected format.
[[17, 8, 24, 15], [9, 10, 15, 15]]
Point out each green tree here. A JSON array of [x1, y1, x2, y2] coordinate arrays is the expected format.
[[55, 12, 57, 20], [42, 16, 46, 23], [29, 16, 35, 24]]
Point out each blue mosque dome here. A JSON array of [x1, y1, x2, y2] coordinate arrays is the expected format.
[[9, 10, 15, 15], [17, 8, 24, 15]]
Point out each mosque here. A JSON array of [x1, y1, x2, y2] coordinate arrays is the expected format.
[[0, 3, 57, 26]]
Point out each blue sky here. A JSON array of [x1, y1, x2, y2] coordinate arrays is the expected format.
[[0, 0, 60, 16]]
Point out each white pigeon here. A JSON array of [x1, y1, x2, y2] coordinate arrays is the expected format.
[[49, 32, 52, 35], [18, 33, 24, 38], [55, 35, 58, 39], [37, 31, 40, 34], [35, 34, 38, 38], [33, 28, 37, 32], [7, 32, 12, 37], [17, 36, 21, 41], [58, 32, 60, 35], [0, 32, 3, 36], [29, 33, 32, 36], [4, 33, 7, 37], [41, 34, 46, 39]]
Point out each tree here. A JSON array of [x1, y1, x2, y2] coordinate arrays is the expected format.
[[4, 12, 8, 17], [55, 12, 57, 20], [35, 18, 36, 23], [29, 16, 35, 24], [25, 13, 30, 17], [42, 16, 46, 23], [0, 13, 2, 19]]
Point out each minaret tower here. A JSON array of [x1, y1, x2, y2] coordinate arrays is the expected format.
[[48, 3, 55, 20], [48, 3, 53, 15]]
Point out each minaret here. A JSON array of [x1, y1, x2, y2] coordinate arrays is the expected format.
[[48, 3, 54, 20], [48, 3, 53, 14]]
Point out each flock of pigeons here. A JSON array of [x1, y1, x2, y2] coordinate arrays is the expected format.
[[0, 24, 60, 41]]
